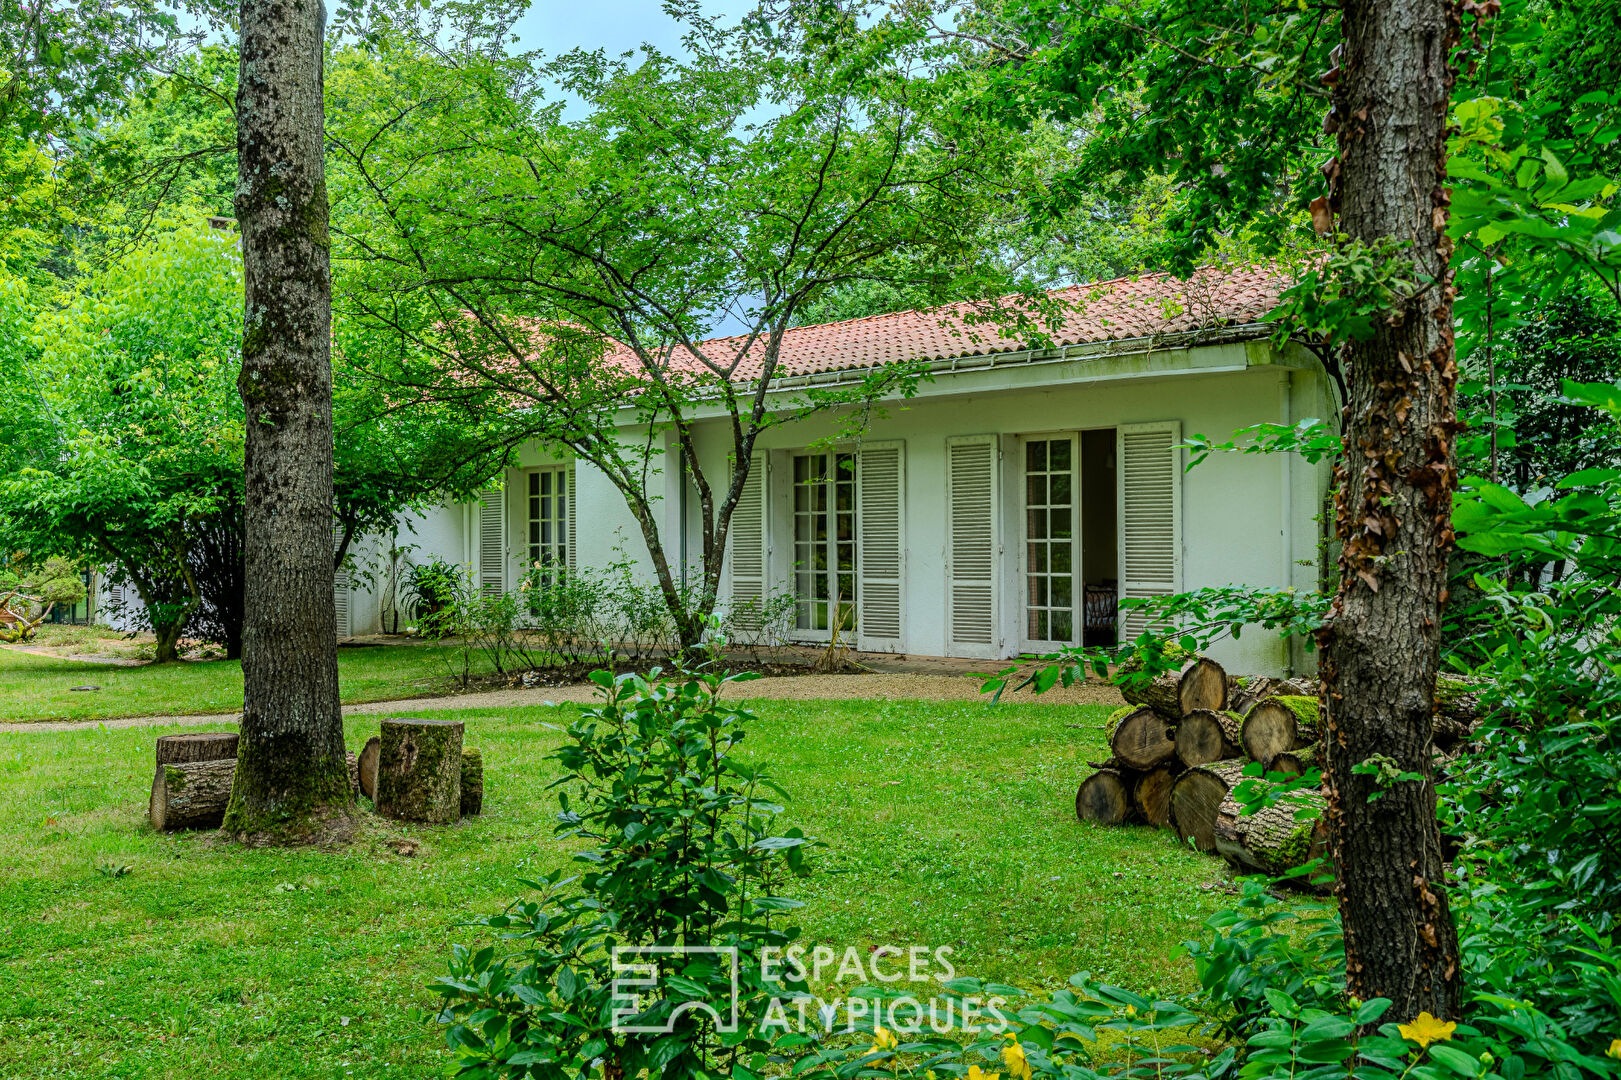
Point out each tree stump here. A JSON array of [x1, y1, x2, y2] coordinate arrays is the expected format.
[[347, 751, 360, 798], [460, 748, 484, 817], [376, 719, 463, 824], [358, 736, 380, 801], [1268, 746, 1320, 778], [155, 732, 239, 764], [150, 759, 236, 830]]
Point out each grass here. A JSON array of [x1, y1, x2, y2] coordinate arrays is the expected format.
[[0, 695, 1232, 1079], [0, 645, 493, 723]]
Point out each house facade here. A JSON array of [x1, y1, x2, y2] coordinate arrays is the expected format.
[[334, 268, 1335, 676]]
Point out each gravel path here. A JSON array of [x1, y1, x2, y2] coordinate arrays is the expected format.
[[0, 672, 1122, 734]]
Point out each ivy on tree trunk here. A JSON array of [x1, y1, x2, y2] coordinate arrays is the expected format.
[[1317, 0, 1465, 1021], [223, 0, 352, 837]]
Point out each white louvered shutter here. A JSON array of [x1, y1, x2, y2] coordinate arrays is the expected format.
[[728, 453, 768, 630], [565, 463, 577, 572], [856, 440, 905, 651], [1117, 422, 1183, 640], [478, 486, 506, 596], [333, 523, 351, 639], [945, 435, 1000, 659]]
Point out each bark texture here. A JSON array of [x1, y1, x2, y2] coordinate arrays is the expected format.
[[1213, 788, 1331, 883], [1319, 0, 1464, 1018], [377, 718, 464, 824], [460, 747, 484, 817], [151, 759, 237, 830], [155, 732, 239, 764], [224, 0, 352, 837]]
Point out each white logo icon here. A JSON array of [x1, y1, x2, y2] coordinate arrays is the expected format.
[[609, 945, 741, 1034]]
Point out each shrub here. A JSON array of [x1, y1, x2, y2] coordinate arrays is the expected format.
[[433, 667, 821, 1079]]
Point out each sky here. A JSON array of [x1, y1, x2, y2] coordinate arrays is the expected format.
[[509, 1, 745, 65]]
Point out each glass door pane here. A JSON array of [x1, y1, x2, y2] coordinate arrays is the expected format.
[[528, 467, 569, 579], [792, 451, 859, 635], [1024, 437, 1076, 643]]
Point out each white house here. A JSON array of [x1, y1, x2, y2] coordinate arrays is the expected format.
[[329, 266, 1335, 676]]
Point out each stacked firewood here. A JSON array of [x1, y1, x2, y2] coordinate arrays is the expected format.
[[1074, 656, 1484, 883]]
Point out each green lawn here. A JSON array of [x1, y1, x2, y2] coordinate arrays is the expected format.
[[0, 645, 491, 723], [0, 696, 1228, 1079]]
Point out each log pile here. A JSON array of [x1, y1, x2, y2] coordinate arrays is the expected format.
[[1076, 656, 1486, 883], [149, 725, 488, 831]]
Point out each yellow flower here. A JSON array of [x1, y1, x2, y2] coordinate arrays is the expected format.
[[1607, 1039, 1621, 1060], [1398, 1013, 1458, 1048], [868, 1024, 898, 1054], [966, 1067, 996, 1080], [1001, 1038, 1033, 1080]]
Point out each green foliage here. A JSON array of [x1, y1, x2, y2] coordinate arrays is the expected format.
[[1265, 238, 1424, 347], [1183, 419, 1341, 471], [432, 667, 820, 1079]]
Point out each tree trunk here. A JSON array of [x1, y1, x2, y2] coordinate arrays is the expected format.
[[152, 619, 185, 664], [376, 718, 464, 824], [1174, 709, 1242, 766], [156, 732, 239, 764], [460, 747, 484, 817], [1108, 707, 1178, 770], [224, 0, 351, 839], [1169, 759, 1248, 854], [1319, 0, 1464, 1018], [151, 759, 236, 830]]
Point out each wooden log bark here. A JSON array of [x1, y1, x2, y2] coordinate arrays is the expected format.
[[1213, 787, 1330, 886], [155, 732, 239, 764], [1174, 709, 1243, 766], [150, 759, 236, 831], [1169, 759, 1249, 853], [1118, 671, 1182, 717], [1434, 674, 1487, 749], [347, 751, 359, 798], [1178, 657, 1228, 714], [460, 747, 483, 817], [1240, 696, 1320, 764], [358, 736, 380, 801], [1133, 763, 1181, 828], [376, 718, 464, 824], [1109, 707, 1178, 770], [1076, 768, 1139, 825], [1269, 746, 1320, 778], [1230, 676, 1317, 716]]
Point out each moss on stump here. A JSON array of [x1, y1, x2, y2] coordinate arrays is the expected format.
[[376, 718, 464, 825], [460, 748, 484, 817]]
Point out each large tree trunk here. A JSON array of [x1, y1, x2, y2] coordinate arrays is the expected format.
[[1318, 0, 1463, 1019], [223, 0, 352, 839]]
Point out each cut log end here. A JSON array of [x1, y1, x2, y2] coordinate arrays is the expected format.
[[1174, 709, 1241, 767], [1109, 707, 1178, 770], [1178, 657, 1228, 714], [1076, 769, 1136, 826], [1133, 764, 1180, 828], [1241, 697, 1318, 765], [1169, 759, 1248, 853], [358, 736, 380, 801]]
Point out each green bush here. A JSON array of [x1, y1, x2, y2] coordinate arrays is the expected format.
[[433, 667, 820, 1079]]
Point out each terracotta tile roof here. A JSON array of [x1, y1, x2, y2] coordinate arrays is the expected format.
[[624, 265, 1289, 381]]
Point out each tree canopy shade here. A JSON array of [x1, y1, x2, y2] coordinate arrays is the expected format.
[[328, 7, 1037, 648]]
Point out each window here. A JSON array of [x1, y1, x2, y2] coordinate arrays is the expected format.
[[792, 451, 857, 634], [527, 468, 569, 577], [1024, 436, 1076, 643]]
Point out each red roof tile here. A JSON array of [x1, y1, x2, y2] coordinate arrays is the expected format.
[[624, 265, 1289, 381]]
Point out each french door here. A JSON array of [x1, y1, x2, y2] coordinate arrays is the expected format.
[[526, 467, 569, 579], [791, 451, 857, 637], [1022, 435, 1079, 649]]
